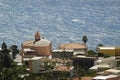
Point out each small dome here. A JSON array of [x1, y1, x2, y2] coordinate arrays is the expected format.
[[34, 31, 41, 41], [34, 39, 51, 46], [35, 31, 40, 37]]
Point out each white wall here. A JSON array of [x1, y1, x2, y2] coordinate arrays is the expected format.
[[96, 57, 117, 68], [32, 60, 40, 73]]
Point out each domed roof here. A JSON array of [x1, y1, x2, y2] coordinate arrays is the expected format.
[[59, 43, 85, 49], [34, 39, 51, 46]]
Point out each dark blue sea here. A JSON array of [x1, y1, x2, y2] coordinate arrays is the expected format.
[[0, 0, 120, 50]]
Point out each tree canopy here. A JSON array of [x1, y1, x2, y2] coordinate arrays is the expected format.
[[1, 42, 7, 50], [10, 45, 19, 59], [0, 42, 12, 68], [82, 35, 88, 44]]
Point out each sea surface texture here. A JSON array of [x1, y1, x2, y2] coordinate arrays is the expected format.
[[0, 0, 120, 49]]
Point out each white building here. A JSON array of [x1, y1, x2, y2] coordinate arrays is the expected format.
[[90, 57, 117, 71], [92, 75, 120, 80], [105, 69, 120, 75]]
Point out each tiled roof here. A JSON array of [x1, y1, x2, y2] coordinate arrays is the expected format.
[[81, 77, 92, 80], [59, 43, 85, 50], [54, 65, 73, 72], [34, 39, 51, 46], [50, 58, 63, 63], [72, 77, 79, 80], [23, 40, 34, 46], [72, 77, 92, 80], [23, 39, 51, 47]]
